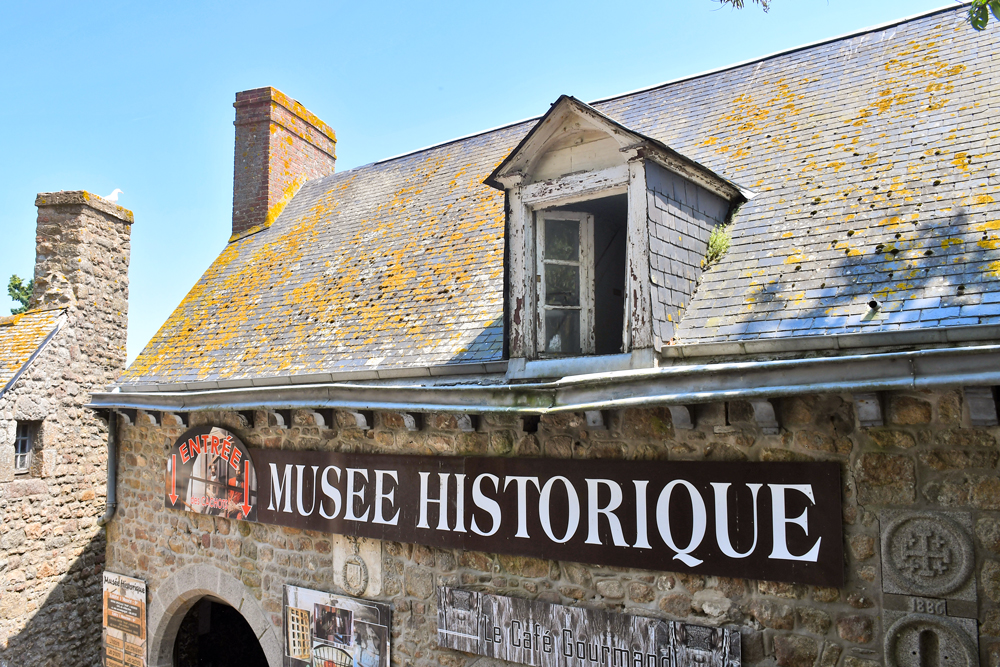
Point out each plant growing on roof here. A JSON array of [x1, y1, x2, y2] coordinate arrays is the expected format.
[[703, 224, 732, 270], [7, 274, 32, 315]]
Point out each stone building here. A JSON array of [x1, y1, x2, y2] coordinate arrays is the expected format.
[[93, 6, 1000, 667], [0, 191, 132, 665]]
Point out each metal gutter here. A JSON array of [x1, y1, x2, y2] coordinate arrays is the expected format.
[[89, 344, 1000, 415], [97, 411, 117, 527], [116, 360, 509, 394], [661, 323, 1000, 359]]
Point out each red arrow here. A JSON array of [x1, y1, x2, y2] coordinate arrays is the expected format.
[[241, 459, 253, 517], [168, 454, 179, 505]]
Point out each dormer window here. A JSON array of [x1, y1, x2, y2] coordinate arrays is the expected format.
[[538, 211, 591, 356], [537, 195, 627, 357], [487, 95, 747, 375]]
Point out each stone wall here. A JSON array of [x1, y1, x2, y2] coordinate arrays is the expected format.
[[0, 192, 131, 666], [106, 388, 1000, 667]]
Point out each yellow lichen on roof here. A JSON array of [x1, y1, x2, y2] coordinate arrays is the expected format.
[[123, 6, 999, 378], [0, 308, 64, 389], [124, 126, 521, 384]]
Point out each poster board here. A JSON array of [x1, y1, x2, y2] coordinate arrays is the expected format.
[[438, 586, 740, 667], [283, 585, 391, 667], [102, 571, 147, 667]]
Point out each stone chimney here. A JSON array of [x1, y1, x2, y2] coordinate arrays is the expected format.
[[32, 191, 132, 374], [231, 87, 337, 240]]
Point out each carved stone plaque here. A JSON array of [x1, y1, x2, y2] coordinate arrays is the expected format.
[[332, 535, 380, 596], [884, 612, 978, 667], [880, 511, 975, 600]]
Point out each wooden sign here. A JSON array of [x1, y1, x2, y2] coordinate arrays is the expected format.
[[437, 587, 740, 667], [102, 572, 146, 667], [165, 427, 844, 586]]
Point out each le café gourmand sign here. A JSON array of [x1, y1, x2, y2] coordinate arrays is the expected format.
[[438, 587, 740, 667], [165, 426, 844, 586]]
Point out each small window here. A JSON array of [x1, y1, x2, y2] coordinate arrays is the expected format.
[[535, 194, 627, 357], [537, 212, 594, 356], [14, 422, 37, 474]]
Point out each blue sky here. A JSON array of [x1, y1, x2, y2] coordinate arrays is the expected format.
[[0, 0, 963, 363]]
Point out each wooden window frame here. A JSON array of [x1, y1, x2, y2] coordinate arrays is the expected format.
[[535, 211, 595, 357], [14, 421, 35, 475], [507, 160, 652, 361]]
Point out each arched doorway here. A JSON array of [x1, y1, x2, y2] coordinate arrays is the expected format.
[[174, 597, 269, 667], [145, 564, 281, 667]]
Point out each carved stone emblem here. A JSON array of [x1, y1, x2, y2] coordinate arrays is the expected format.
[[332, 535, 381, 596], [341, 555, 369, 597], [884, 613, 978, 667], [881, 512, 975, 599]]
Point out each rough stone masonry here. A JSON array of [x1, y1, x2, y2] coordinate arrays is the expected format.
[[107, 388, 1000, 667], [0, 192, 131, 666]]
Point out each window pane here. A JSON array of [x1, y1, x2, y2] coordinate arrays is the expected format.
[[545, 265, 580, 306], [545, 219, 579, 261], [14, 423, 32, 472], [545, 310, 581, 355]]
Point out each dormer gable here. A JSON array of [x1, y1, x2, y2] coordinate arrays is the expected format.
[[490, 96, 748, 378], [487, 96, 746, 199]]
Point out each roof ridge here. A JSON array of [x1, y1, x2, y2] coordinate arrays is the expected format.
[[590, 2, 966, 106], [339, 3, 965, 174], [0, 306, 67, 327]]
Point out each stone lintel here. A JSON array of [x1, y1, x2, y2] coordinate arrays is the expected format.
[[35, 191, 134, 224]]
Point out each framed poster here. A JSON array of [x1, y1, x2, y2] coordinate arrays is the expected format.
[[283, 585, 391, 667], [102, 572, 146, 667]]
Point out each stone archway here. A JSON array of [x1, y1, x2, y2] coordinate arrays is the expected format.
[[145, 564, 281, 667]]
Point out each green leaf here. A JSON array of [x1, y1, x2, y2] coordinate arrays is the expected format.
[[989, 0, 1000, 21], [970, 3, 989, 30], [7, 274, 33, 315]]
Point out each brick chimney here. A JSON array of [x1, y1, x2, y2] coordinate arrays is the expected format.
[[231, 87, 337, 239]]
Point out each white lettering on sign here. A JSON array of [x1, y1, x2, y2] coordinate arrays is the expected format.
[[538, 476, 579, 544], [250, 453, 842, 586], [266, 469, 826, 561], [504, 476, 541, 539], [373, 470, 400, 526], [656, 480, 707, 567], [471, 473, 502, 537], [319, 466, 342, 519], [768, 484, 822, 562], [268, 463, 292, 513], [344, 468, 370, 522], [712, 482, 762, 559]]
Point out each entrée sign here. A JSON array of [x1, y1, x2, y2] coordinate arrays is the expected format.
[[165, 427, 844, 586]]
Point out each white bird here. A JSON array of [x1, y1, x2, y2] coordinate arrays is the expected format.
[[105, 188, 123, 203]]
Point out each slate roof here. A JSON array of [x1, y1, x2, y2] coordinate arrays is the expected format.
[[0, 309, 64, 392], [124, 5, 999, 385]]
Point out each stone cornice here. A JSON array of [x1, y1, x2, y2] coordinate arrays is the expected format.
[[35, 191, 134, 224]]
